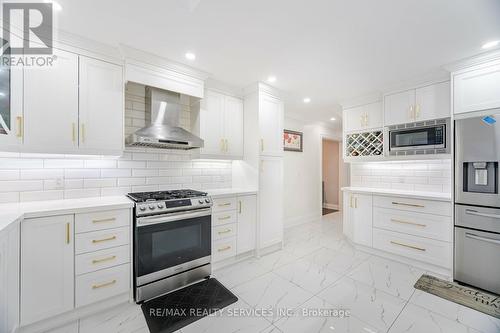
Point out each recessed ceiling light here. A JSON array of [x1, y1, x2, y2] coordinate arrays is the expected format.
[[44, 0, 62, 11], [185, 52, 196, 60], [482, 40, 499, 49], [267, 76, 277, 83], [330, 117, 336, 121], [303, 97, 311, 103]]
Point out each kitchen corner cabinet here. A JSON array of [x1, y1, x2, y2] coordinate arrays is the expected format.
[[236, 194, 257, 254], [259, 93, 284, 157], [0, 224, 20, 333], [343, 193, 372, 247], [21, 215, 74, 326], [343, 101, 382, 132], [384, 81, 450, 126], [259, 157, 283, 248], [199, 90, 243, 159]]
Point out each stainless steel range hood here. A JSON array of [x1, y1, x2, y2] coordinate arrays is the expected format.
[[126, 87, 203, 150]]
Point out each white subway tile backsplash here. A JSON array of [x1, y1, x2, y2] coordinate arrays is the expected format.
[[118, 161, 146, 169], [0, 170, 19, 180], [158, 169, 183, 177], [0, 159, 43, 169], [101, 169, 131, 178], [20, 190, 64, 202], [0, 192, 19, 203], [132, 169, 158, 177], [84, 178, 116, 188], [65, 169, 100, 179], [0, 180, 43, 192], [117, 178, 145, 186], [20, 169, 64, 180], [84, 160, 117, 169], [44, 159, 84, 169], [64, 188, 100, 199]]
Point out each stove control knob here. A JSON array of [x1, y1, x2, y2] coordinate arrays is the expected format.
[[157, 203, 164, 209], [149, 205, 155, 210], [205, 199, 210, 203], [139, 206, 146, 211], [198, 199, 204, 204]]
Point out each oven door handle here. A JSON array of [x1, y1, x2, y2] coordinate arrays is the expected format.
[[137, 208, 212, 227]]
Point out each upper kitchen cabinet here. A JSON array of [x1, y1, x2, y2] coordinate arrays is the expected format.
[[0, 61, 23, 149], [453, 62, 500, 114], [259, 92, 284, 157], [384, 81, 450, 126], [197, 90, 244, 159], [79, 56, 124, 153], [343, 101, 383, 132], [23, 49, 79, 151]]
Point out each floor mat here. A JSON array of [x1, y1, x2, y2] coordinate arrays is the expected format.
[[141, 278, 238, 333], [414, 274, 500, 319]]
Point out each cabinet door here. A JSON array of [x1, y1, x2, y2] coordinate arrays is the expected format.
[[343, 105, 366, 132], [364, 101, 383, 129], [0, 223, 19, 333], [351, 194, 373, 247], [384, 89, 416, 126], [79, 56, 124, 152], [237, 194, 257, 254], [24, 49, 78, 151], [453, 63, 500, 114], [342, 194, 353, 240], [259, 93, 283, 157], [415, 81, 450, 121], [21, 215, 74, 325], [0, 63, 23, 147], [259, 157, 283, 248], [224, 96, 244, 157], [200, 91, 225, 155]]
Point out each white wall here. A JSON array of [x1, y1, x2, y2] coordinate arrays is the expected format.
[[283, 117, 341, 228]]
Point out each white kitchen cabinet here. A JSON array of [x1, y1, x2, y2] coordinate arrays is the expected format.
[[0, 64, 24, 148], [0, 224, 20, 333], [199, 90, 243, 158], [343, 193, 372, 247], [384, 81, 450, 126], [343, 101, 382, 132], [23, 49, 79, 151], [453, 62, 500, 114], [236, 194, 257, 254], [79, 56, 124, 153], [259, 93, 284, 157], [21, 215, 74, 326], [259, 157, 283, 248]]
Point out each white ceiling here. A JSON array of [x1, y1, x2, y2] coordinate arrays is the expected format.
[[55, 0, 500, 128]]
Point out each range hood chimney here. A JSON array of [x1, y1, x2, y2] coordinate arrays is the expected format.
[[126, 87, 204, 150]]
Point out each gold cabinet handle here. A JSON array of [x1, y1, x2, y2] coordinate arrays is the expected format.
[[349, 195, 353, 208], [218, 229, 232, 235], [261, 139, 264, 152], [92, 279, 116, 289], [218, 215, 231, 220], [218, 202, 231, 207], [72, 123, 76, 143], [391, 201, 424, 208], [354, 197, 358, 209], [415, 104, 420, 119], [81, 123, 85, 143], [409, 105, 414, 120], [92, 255, 116, 264], [390, 240, 426, 252], [92, 217, 116, 224], [66, 223, 70, 244], [217, 245, 231, 252], [238, 201, 242, 214], [92, 235, 116, 244], [390, 218, 426, 227], [16, 116, 23, 138]]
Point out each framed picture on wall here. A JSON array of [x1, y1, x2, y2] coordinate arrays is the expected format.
[[283, 129, 303, 152]]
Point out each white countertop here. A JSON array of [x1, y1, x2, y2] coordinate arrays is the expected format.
[[341, 186, 452, 202], [0, 196, 134, 233], [205, 188, 258, 198]]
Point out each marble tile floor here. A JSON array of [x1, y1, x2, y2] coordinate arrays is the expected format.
[[70, 212, 499, 333]]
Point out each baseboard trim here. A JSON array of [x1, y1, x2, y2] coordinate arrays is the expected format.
[[323, 203, 339, 210]]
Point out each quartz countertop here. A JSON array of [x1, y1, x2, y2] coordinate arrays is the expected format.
[[205, 188, 258, 198], [341, 186, 452, 202], [0, 196, 134, 234]]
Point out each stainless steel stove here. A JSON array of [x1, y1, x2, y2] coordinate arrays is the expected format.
[[128, 189, 213, 302]]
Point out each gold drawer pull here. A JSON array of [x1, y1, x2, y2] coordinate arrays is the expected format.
[[218, 245, 231, 252], [218, 203, 231, 207], [92, 279, 116, 289], [218, 229, 232, 235], [218, 216, 231, 221], [16, 116, 23, 138], [390, 240, 426, 252], [92, 255, 116, 264], [390, 219, 426, 227], [92, 217, 116, 224], [92, 236, 116, 243], [66, 223, 70, 244], [391, 201, 424, 208]]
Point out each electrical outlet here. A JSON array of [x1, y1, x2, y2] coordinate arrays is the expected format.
[[54, 177, 64, 189]]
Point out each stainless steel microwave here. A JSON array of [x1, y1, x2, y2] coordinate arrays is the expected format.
[[386, 118, 450, 156]]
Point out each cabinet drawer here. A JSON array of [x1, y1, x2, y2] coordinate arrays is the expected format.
[[213, 210, 237, 226], [212, 237, 236, 262], [75, 263, 130, 307], [75, 209, 130, 233], [75, 245, 130, 275], [212, 223, 237, 241], [373, 195, 451, 216], [212, 197, 237, 213], [75, 227, 129, 254], [373, 207, 452, 241], [373, 228, 451, 268]]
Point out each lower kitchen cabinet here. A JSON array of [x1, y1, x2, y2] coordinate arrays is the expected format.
[[343, 193, 372, 247], [0, 223, 20, 333], [237, 195, 257, 254], [21, 215, 75, 326]]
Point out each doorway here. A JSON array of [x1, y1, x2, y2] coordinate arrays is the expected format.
[[321, 138, 341, 215]]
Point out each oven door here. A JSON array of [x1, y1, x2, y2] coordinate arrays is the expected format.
[[135, 208, 211, 286], [389, 125, 445, 151]]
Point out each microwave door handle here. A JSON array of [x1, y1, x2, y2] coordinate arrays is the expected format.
[[465, 209, 500, 220], [137, 208, 212, 227]]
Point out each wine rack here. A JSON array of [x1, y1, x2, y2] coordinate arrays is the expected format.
[[345, 130, 383, 157]]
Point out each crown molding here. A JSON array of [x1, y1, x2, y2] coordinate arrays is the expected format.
[[443, 49, 500, 72]]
